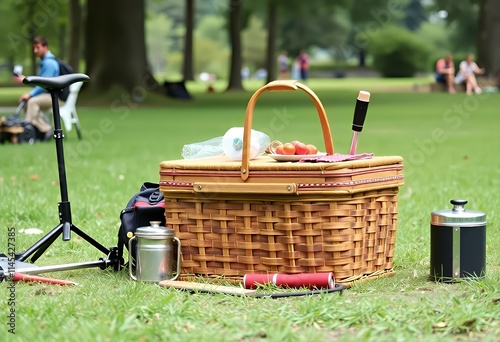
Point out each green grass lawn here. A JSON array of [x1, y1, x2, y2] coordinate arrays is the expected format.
[[0, 79, 499, 341]]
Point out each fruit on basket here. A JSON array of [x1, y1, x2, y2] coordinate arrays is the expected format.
[[267, 140, 319, 155]]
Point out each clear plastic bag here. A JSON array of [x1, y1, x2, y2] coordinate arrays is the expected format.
[[181, 136, 224, 159], [222, 127, 270, 161], [181, 128, 270, 160]]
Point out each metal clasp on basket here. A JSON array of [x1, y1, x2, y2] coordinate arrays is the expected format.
[[193, 182, 297, 195]]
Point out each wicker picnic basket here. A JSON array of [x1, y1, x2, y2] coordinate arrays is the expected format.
[[159, 80, 404, 287]]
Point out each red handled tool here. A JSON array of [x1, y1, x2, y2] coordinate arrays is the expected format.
[[160, 276, 344, 297], [243, 272, 335, 290], [12, 272, 78, 286]]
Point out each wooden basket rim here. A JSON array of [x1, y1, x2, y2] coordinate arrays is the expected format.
[[160, 155, 403, 172]]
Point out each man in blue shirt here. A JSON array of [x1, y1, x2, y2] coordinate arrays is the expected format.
[[13, 36, 61, 141]]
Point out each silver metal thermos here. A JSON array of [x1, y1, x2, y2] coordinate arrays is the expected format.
[[129, 221, 181, 282], [430, 199, 486, 282]]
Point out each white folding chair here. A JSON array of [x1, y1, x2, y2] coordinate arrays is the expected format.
[[44, 81, 84, 140]]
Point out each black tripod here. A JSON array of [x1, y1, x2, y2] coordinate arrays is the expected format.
[[0, 74, 122, 275]]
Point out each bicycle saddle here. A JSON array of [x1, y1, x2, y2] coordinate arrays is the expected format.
[[23, 73, 90, 90]]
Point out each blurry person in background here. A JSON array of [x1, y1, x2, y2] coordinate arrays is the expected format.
[[435, 52, 456, 94], [12, 36, 61, 141], [455, 54, 485, 96], [297, 50, 309, 82], [277, 50, 289, 79]]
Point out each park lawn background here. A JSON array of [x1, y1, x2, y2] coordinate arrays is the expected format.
[[0, 78, 499, 341]]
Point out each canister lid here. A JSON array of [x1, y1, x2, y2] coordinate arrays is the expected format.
[[134, 221, 175, 238], [431, 199, 486, 227]]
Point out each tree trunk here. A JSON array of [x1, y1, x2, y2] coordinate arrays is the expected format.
[[29, 22, 36, 75], [69, 0, 81, 72], [85, 0, 159, 95], [265, 0, 278, 83], [58, 22, 66, 61], [27, 2, 36, 75], [182, 0, 195, 81], [358, 48, 366, 68], [477, 0, 487, 70], [477, 0, 500, 76], [226, 0, 244, 91]]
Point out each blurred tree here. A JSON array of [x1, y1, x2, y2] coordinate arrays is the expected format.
[[246, 0, 348, 82], [242, 17, 267, 72], [196, 15, 228, 47], [346, 0, 407, 67], [0, 0, 72, 75], [148, 0, 236, 81], [0, 1, 23, 67], [148, 0, 222, 57], [152, 0, 183, 52], [279, 1, 348, 58], [433, 0, 499, 74], [477, 0, 500, 75], [193, 33, 229, 78], [323, 8, 351, 62], [182, 0, 195, 81], [148, 0, 223, 23], [85, 0, 158, 95], [369, 25, 431, 77], [68, 0, 81, 72], [417, 21, 453, 69], [191, 15, 230, 78], [145, 11, 172, 75], [226, 0, 243, 91], [265, 0, 278, 83], [19, 0, 38, 74], [10, 0, 65, 74], [402, 0, 427, 31], [432, 0, 478, 54]]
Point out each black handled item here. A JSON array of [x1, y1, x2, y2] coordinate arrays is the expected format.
[[349, 91, 370, 155], [13, 100, 28, 117], [3, 100, 28, 127]]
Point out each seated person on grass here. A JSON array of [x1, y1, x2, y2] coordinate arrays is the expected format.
[[455, 54, 485, 96], [435, 53, 456, 93], [12, 36, 61, 141]]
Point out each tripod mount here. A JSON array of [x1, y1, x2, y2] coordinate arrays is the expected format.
[[0, 74, 122, 275]]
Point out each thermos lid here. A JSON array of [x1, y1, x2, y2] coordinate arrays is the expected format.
[[135, 221, 175, 238], [431, 199, 486, 227]]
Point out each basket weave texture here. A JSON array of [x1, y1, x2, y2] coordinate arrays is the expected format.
[[159, 80, 404, 286], [160, 156, 403, 286]]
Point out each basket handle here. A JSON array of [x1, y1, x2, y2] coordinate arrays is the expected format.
[[241, 80, 334, 181]]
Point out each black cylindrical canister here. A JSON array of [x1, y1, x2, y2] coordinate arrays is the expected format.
[[430, 199, 486, 282]]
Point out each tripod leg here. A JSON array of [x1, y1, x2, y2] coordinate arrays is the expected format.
[[71, 225, 110, 255], [19, 223, 110, 263], [17, 224, 63, 262]]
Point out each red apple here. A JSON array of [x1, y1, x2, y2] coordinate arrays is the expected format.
[[282, 143, 296, 155], [294, 142, 307, 155], [306, 144, 318, 154]]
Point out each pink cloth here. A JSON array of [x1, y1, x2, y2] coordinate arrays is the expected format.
[[300, 153, 374, 163]]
